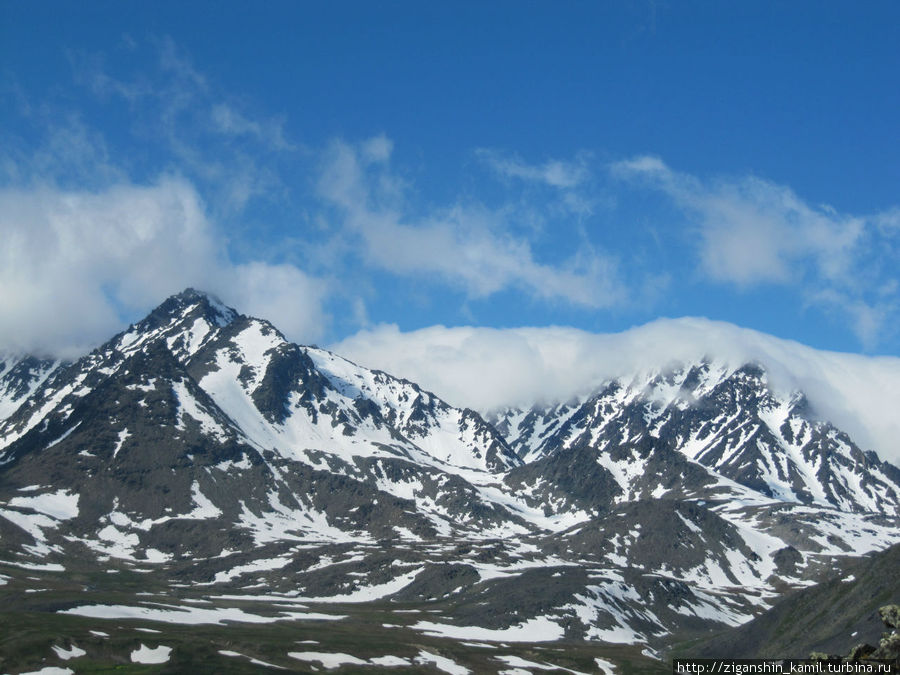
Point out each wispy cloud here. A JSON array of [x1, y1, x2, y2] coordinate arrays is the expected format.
[[316, 138, 626, 308], [64, 37, 296, 216], [476, 148, 595, 217], [611, 156, 900, 348], [1, 111, 124, 189], [210, 103, 293, 151], [476, 149, 590, 189]]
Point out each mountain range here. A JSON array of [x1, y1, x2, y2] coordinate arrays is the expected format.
[[1, 289, 898, 673]]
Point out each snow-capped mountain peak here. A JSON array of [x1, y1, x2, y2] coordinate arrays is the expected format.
[[2, 289, 899, 659], [113, 287, 239, 361]]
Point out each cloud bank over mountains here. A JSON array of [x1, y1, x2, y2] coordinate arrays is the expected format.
[[333, 318, 900, 466]]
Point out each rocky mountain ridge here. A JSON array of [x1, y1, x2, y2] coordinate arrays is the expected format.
[[1, 289, 899, 672]]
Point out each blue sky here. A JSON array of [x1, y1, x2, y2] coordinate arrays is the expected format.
[[2, 1, 900, 361]]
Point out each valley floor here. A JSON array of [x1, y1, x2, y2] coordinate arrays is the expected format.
[[0, 560, 667, 675]]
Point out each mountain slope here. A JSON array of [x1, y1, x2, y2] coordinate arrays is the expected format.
[[493, 361, 900, 517], [1, 288, 899, 668], [0, 290, 528, 555], [684, 542, 900, 659], [0, 353, 62, 422]]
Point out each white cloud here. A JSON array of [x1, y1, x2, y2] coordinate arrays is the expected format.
[[476, 149, 590, 190], [611, 156, 865, 285], [360, 134, 393, 163], [317, 138, 626, 308], [0, 178, 327, 358], [210, 103, 292, 151], [611, 156, 899, 347], [3, 38, 330, 359], [331, 318, 900, 466], [476, 148, 595, 217], [229, 262, 328, 341]]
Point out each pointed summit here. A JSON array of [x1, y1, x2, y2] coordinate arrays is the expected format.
[[111, 289, 239, 363], [140, 288, 237, 332]]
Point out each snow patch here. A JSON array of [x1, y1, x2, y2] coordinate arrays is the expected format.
[[218, 650, 287, 670], [130, 644, 172, 664], [288, 652, 368, 669], [413, 616, 565, 642], [595, 657, 617, 674], [60, 603, 345, 625], [173, 380, 230, 442], [496, 654, 591, 675], [52, 644, 86, 660], [112, 428, 130, 458], [415, 650, 472, 674], [9, 489, 79, 520]]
